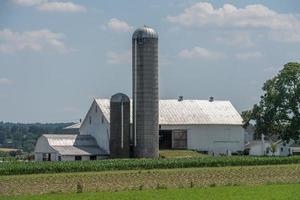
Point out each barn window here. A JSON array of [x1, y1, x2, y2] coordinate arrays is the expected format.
[[95, 105, 98, 113], [75, 156, 82, 161], [281, 147, 284, 152], [58, 156, 61, 161], [90, 155, 97, 160], [89, 116, 92, 124]]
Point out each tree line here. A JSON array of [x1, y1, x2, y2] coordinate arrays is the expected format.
[[0, 122, 73, 153]]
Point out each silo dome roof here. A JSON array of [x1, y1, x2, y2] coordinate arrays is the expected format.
[[132, 26, 158, 39], [110, 93, 130, 102]]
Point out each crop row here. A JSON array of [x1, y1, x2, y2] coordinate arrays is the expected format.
[[1, 156, 300, 175]]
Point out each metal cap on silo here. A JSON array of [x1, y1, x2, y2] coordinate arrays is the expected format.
[[111, 93, 130, 103], [132, 26, 158, 39]]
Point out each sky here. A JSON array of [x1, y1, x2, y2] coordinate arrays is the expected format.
[[0, 0, 300, 123]]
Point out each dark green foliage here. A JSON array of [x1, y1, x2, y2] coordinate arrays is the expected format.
[[1, 156, 300, 176], [242, 62, 300, 141], [0, 122, 73, 153]]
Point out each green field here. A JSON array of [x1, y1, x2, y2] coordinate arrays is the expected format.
[[1, 164, 300, 196], [1, 184, 300, 200], [2, 156, 300, 175], [159, 150, 207, 158]]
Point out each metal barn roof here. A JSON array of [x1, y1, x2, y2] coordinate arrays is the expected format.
[[63, 122, 81, 130], [43, 134, 106, 156], [95, 99, 243, 125]]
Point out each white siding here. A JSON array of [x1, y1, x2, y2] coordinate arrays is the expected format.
[[80, 101, 110, 153], [249, 142, 269, 156], [61, 155, 75, 161], [161, 124, 244, 154]]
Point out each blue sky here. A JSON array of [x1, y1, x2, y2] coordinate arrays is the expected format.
[[0, 0, 300, 123]]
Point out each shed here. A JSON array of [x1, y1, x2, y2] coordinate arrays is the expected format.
[[35, 134, 108, 161]]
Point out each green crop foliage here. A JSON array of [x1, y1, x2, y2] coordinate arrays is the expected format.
[[1, 156, 300, 176]]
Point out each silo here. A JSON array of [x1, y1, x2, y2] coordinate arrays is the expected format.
[[109, 93, 131, 158], [132, 26, 159, 158]]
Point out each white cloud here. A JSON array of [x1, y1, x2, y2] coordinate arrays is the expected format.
[[107, 18, 133, 33], [13, 0, 46, 6], [0, 78, 15, 86], [37, 2, 86, 12], [216, 32, 254, 47], [12, 0, 86, 13], [0, 29, 70, 53], [167, 3, 300, 42], [235, 51, 262, 60], [106, 50, 131, 64], [179, 47, 223, 60]]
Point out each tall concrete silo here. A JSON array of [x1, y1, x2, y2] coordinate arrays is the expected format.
[[132, 26, 159, 158], [109, 93, 131, 158]]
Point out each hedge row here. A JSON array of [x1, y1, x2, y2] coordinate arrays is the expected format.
[[1, 156, 300, 176]]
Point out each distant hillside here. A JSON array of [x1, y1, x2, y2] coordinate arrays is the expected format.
[[0, 122, 74, 153]]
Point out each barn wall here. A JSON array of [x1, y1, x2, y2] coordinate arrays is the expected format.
[[35, 153, 43, 161], [160, 124, 244, 154], [80, 101, 110, 153], [61, 155, 75, 161]]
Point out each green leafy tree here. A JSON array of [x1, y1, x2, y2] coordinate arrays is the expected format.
[[243, 62, 300, 141], [267, 143, 277, 156]]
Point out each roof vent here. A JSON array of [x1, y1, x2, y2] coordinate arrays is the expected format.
[[209, 96, 214, 102], [178, 96, 183, 102]]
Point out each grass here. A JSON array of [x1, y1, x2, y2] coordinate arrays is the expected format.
[[159, 150, 207, 158], [0, 148, 19, 153], [1, 164, 300, 196], [1, 183, 300, 200]]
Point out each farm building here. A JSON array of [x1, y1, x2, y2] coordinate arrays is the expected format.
[[35, 134, 107, 161], [245, 135, 293, 156], [79, 98, 245, 156], [35, 97, 245, 161]]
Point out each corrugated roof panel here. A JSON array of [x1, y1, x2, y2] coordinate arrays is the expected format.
[[52, 146, 105, 156], [95, 99, 243, 125], [43, 134, 107, 155]]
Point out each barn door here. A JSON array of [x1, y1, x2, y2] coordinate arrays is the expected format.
[[172, 130, 187, 149]]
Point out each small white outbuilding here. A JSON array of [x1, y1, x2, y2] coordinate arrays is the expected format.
[[35, 134, 107, 161]]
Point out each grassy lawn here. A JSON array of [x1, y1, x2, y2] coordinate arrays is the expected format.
[[1, 183, 300, 200], [1, 164, 300, 196]]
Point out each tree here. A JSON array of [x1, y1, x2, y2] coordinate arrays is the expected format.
[[267, 143, 277, 156], [243, 62, 300, 141]]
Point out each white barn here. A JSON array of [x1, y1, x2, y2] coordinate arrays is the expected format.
[[80, 98, 245, 156], [35, 98, 245, 161]]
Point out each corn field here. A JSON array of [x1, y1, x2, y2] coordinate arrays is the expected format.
[[1, 156, 300, 176]]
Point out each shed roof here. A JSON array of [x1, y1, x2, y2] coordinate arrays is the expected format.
[[95, 99, 243, 125], [43, 134, 106, 156]]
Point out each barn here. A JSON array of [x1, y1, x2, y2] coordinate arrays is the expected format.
[[35, 97, 245, 161], [79, 98, 245, 156]]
